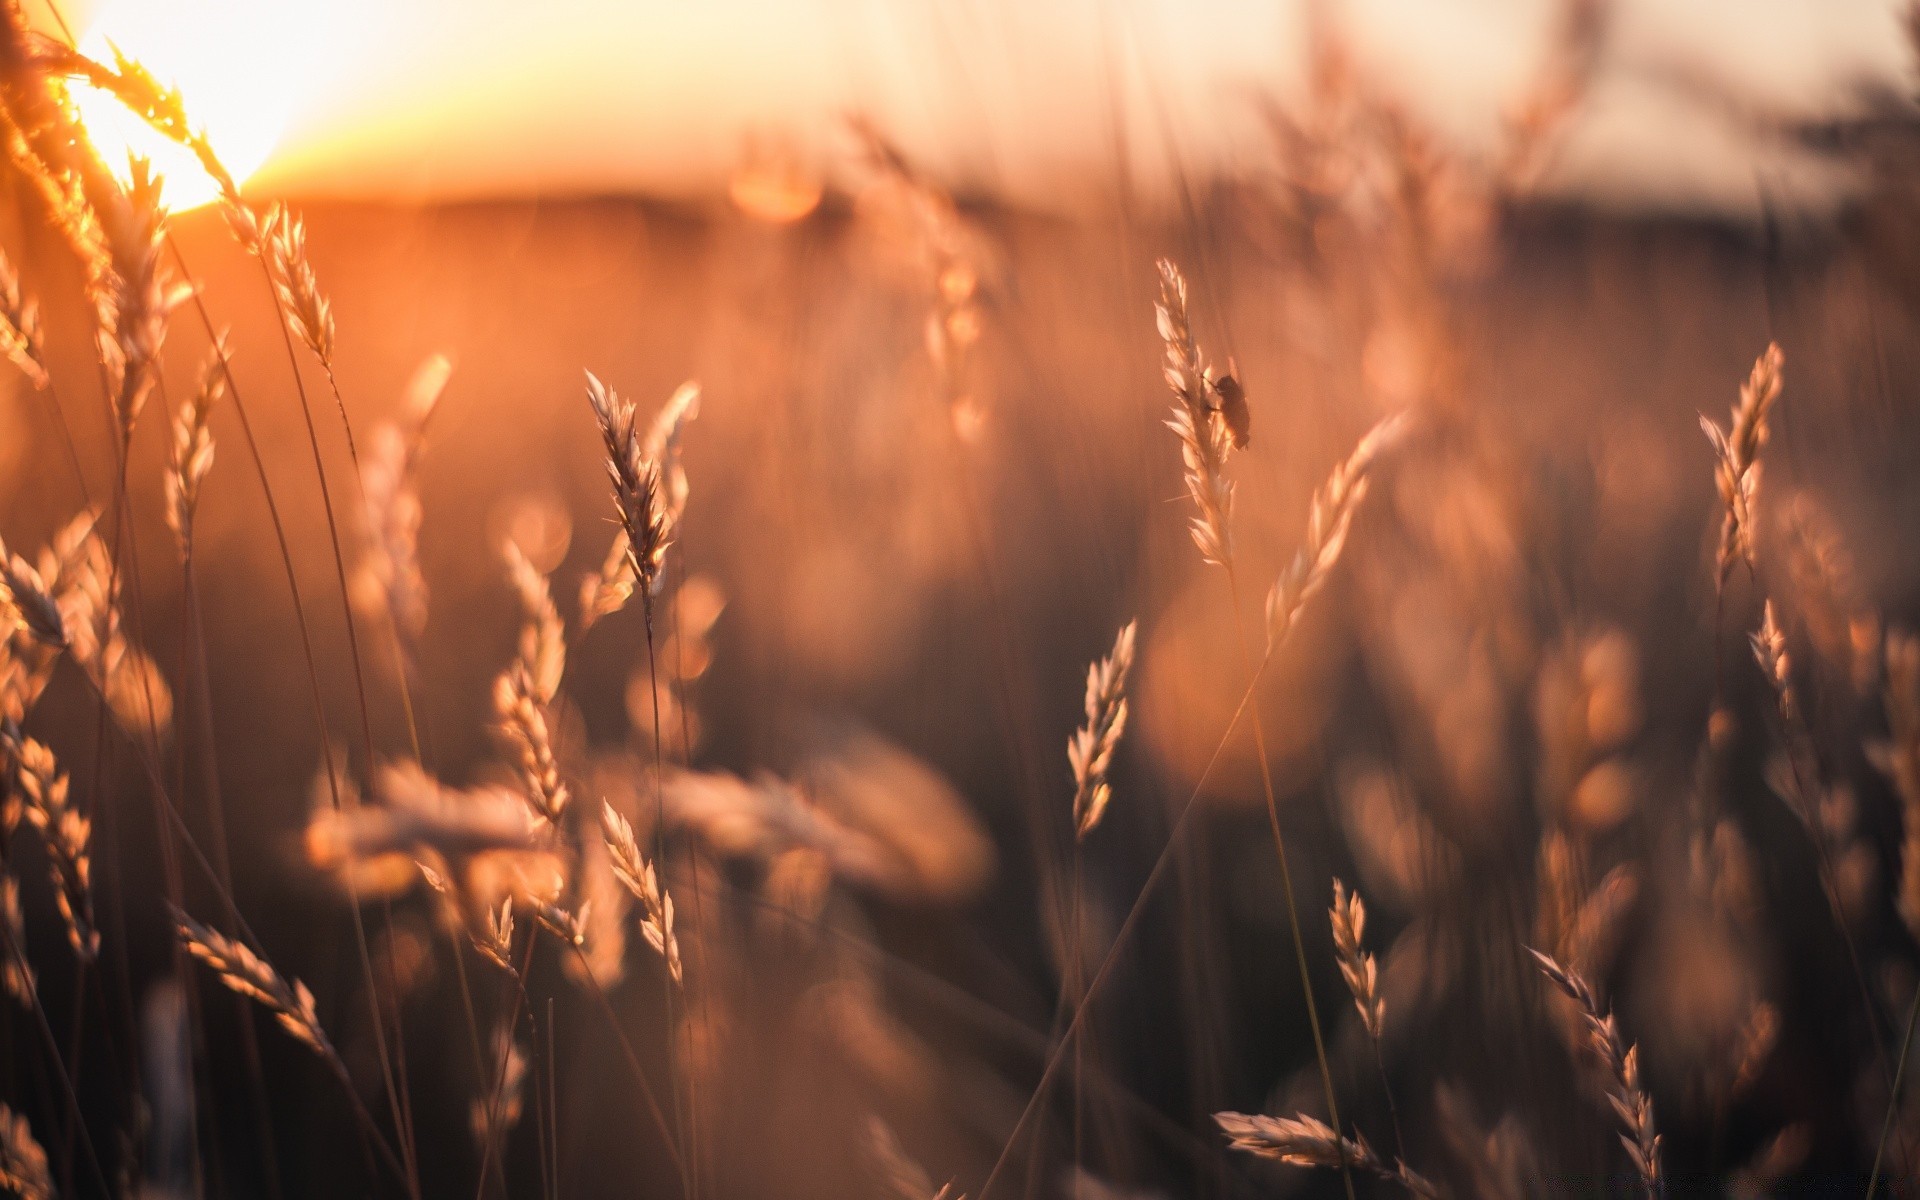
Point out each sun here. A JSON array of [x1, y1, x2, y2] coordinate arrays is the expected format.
[[68, 0, 331, 210]]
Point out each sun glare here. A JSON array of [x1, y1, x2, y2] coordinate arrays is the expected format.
[[70, 0, 330, 209]]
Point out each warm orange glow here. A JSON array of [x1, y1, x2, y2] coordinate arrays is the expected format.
[[70, 0, 334, 208]]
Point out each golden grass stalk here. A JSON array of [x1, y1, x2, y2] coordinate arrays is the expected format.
[[1068, 619, 1135, 840], [1527, 947, 1661, 1199], [600, 802, 683, 984], [355, 355, 450, 650], [1751, 601, 1795, 726], [1155, 258, 1236, 567], [1, 876, 32, 1007], [587, 372, 702, 618], [165, 337, 228, 563], [177, 911, 334, 1060], [0, 1103, 52, 1200], [1330, 878, 1383, 1041], [260, 205, 335, 366], [0, 247, 46, 390], [1700, 343, 1783, 588], [0, 540, 66, 650], [580, 379, 700, 628], [6, 732, 96, 961], [92, 156, 186, 447], [1214, 1112, 1442, 1198], [1268, 413, 1406, 650], [494, 542, 569, 825]]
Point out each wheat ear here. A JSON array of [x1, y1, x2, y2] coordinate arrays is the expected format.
[[1528, 947, 1661, 1198], [600, 802, 683, 983], [1069, 620, 1136, 839], [1700, 343, 1783, 588], [1215, 1112, 1443, 1198]]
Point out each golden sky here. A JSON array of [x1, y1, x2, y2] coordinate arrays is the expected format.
[[56, 0, 1918, 215]]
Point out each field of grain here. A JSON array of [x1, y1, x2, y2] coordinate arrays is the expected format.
[[2, 4, 1920, 1198]]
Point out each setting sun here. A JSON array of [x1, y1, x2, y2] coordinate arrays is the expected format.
[[69, 0, 332, 208]]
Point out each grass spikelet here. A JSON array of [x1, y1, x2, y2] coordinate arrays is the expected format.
[[1527, 947, 1661, 1198], [1330, 878, 1383, 1041], [0, 1103, 52, 1200], [1, 876, 32, 1006], [1214, 1112, 1442, 1198], [1751, 600, 1794, 725], [262, 204, 335, 365], [1267, 413, 1405, 650], [354, 355, 450, 649], [1155, 258, 1236, 567], [1701, 343, 1784, 588], [6, 732, 97, 960], [0, 540, 66, 650], [600, 801, 683, 983], [494, 542, 568, 825], [93, 156, 186, 445], [165, 336, 228, 562], [1069, 619, 1135, 840], [177, 911, 335, 1060], [581, 376, 698, 625], [0, 247, 46, 390]]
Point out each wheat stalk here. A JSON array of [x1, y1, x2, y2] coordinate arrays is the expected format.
[[1330, 878, 1383, 1041], [5, 731, 96, 961], [165, 336, 228, 563], [1155, 258, 1237, 568], [1068, 619, 1135, 840], [1268, 413, 1405, 650], [0, 1103, 52, 1200], [1215, 1112, 1442, 1198], [600, 802, 683, 984], [0, 876, 31, 1007], [0, 246, 46, 390], [493, 542, 569, 825], [177, 910, 335, 1060], [1528, 947, 1661, 1198], [1700, 343, 1783, 588], [580, 378, 699, 628]]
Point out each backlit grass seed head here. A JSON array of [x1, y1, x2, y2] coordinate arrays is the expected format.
[[1268, 413, 1405, 650], [494, 543, 569, 825], [1331, 878, 1384, 1041], [0, 542, 65, 650], [91, 157, 187, 445], [1751, 601, 1794, 726], [177, 911, 335, 1060], [166, 337, 227, 562], [0, 1103, 52, 1200], [1215, 1111, 1442, 1198], [1156, 258, 1236, 567], [1701, 343, 1783, 587], [262, 204, 335, 365], [600, 801, 683, 983], [585, 373, 675, 615], [8, 733, 96, 961], [1529, 947, 1661, 1198], [1, 877, 31, 1007], [1069, 619, 1135, 839], [0, 247, 46, 390]]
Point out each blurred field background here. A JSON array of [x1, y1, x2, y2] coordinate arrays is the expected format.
[[3, 2, 1920, 1199]]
